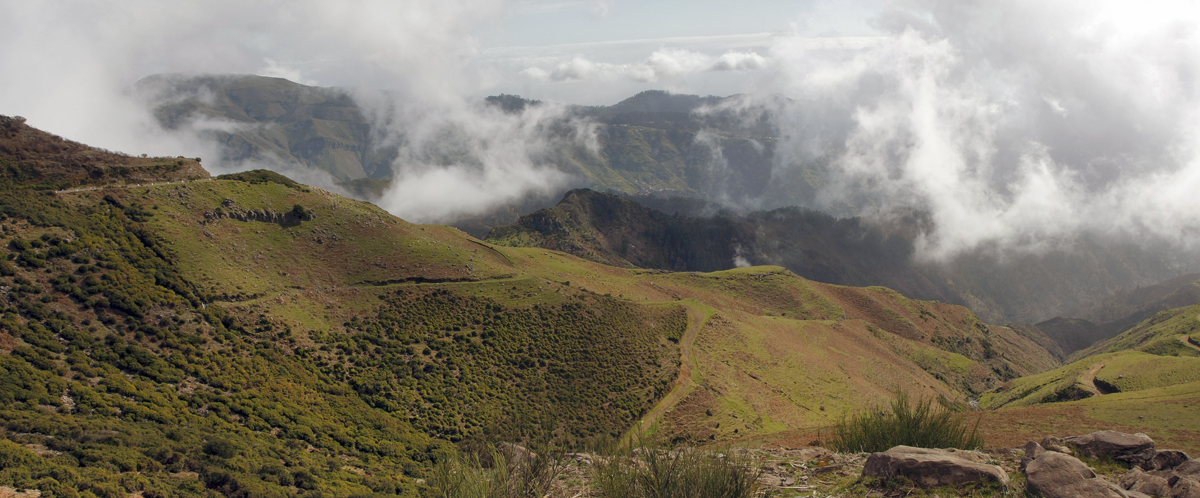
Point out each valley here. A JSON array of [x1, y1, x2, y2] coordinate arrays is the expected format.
[[2, 113, 1200, 497]]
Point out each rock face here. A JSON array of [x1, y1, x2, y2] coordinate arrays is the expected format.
[[1176, 460, 1200, 480], [1064, 430, 1156, 467], [1026, 451, 1128, 498], [862, 446, 1010, 488], [1172, 478, 1200, 498], [1121, 468, 1172, 497], [1023, 441, 1048, 470], [1151, 451, 1193, 472]]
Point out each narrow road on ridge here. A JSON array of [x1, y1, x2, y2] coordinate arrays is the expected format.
[[1079, 362, 1106, 397], [625, 301, 706, 445]]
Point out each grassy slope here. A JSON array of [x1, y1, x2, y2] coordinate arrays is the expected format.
[[1078, 303, 1200, 359], [974, 302, 1200, 453], [983, 306, 1200, 409], [494, 253, 1059, 444], [0, 116, 1080, 496]]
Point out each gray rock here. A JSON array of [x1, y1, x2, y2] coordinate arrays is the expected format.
[[1172, 477, 1200, 498], [1064, 431, 1155, 466], [1150, 451, 1192, 471], [1127, 491, 1154, 498], [1121, 467, 1172, 497], [1175, 461, 1200, 481], [1023, 441, 1047, 471], [1026, 451, 1128, 498], [862, 446, 1009, 488]]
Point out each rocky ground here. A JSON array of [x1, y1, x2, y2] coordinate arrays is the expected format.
[[539, 430, 1200, 497]]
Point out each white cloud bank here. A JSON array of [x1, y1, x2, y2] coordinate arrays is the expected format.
[[522, 48, 768, 83], [3, 0, 1200, 260], [755, 0, 1200, 260], [0, 0, 584, 224]]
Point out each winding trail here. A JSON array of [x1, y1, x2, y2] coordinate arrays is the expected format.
[[1181, 323, 1200, 353], [54, 178, 212, 194], [1079, 362, 1106, 397], [624, 300, 707, 445]]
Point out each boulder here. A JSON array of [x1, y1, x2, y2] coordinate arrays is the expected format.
[[1042, 436, 1075, 455], [1151, 451, 1193, 471], [1064, 431, 1155, 466], [1026, 451, 1128, 498], [1023, 441, 1047, 471], [1121, 468, 1172, 497], [1172, 478, 1200, 498], [862, 446, 1009, 488], [1175, 461, 1200, 481]]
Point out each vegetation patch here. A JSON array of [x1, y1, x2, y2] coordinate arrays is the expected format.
[[824, 390, 983, 453], [1093, 352, 1200, 392], [592, 441, 764, 498], [216, 169, 308, 191]]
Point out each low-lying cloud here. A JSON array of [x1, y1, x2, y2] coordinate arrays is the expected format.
[[3, 0, 1199, 262], [0, 0, 582, 224], [757, 0, 1200, 260], [523, 48, 768, 83]]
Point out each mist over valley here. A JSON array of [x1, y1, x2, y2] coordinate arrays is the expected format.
[[2, 1, 1200, 497]]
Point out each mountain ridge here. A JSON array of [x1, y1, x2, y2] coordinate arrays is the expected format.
[[0, 114, 1071, 496]]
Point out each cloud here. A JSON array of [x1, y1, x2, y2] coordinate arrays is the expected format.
[[524, 48, 769, 84], [589, 0, 613, 19], [256, 58, 318, 86], [711, 51, 767, 71], [0, 0, 588, 224], [753, 0, 1200, 260]]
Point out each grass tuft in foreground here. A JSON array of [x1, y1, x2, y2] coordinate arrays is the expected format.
[[428, 443, 566, 498], [592, 440, 765, 498], [825, 389, 984, 453]]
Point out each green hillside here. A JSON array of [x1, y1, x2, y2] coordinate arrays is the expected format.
[[136, 75, 1195, 327], [981, 303, 1200, 410], [0, 115, 1075, 496], [137, 74, 397, 181]]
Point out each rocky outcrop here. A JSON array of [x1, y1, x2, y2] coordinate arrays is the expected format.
[[1023, 441, 1047, 470], [1121, 468, 1172, 496], [1104, 439, 1200, 497], [1025, 451, 1128, 498], [1064, 430, 1156, 467], [862, 446, 1010, 487], [203, 203, 315, 226], [1172, 478, 1200, 498], [1151, 451, 1193, 472]]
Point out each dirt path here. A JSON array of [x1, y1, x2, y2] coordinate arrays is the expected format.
[[1181, 333, 1200, 353], [54, 177, 212, 194], [624, 301, 706, 444], [1079, 363, 1105, 396]]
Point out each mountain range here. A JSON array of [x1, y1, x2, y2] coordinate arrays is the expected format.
[[132, 74, 1199, 326], [1, 79, 1198, 496]]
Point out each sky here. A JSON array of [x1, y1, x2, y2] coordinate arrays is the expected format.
[[2, 0, 1200, 261]]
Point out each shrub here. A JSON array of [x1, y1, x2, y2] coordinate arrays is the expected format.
[[592, 440, 763, 498], [428, 443, 565, 498], [824, 389, 983, 453]]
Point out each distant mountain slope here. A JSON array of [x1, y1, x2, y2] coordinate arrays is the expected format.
[[136, 74, 397, 181], [1009, 274, 1200, 358], [982, 303, 1200, 410], [487, 188, 1189, 327], [138, 76, 791, 206]]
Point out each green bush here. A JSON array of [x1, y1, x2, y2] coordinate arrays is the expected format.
[[824, 389, 983, 453], [592, 441, 763, 498]]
